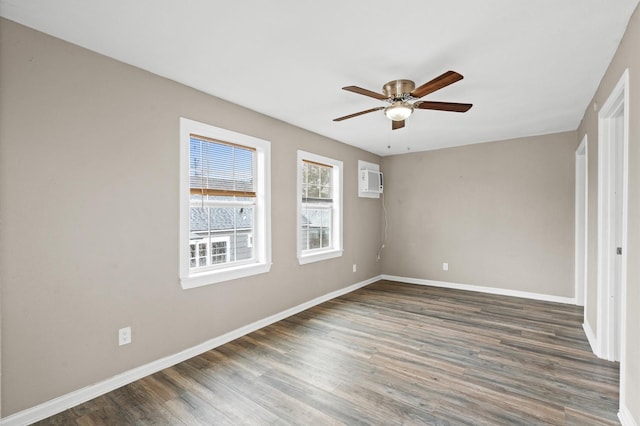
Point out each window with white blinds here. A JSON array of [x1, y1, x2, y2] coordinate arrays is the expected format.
[[189, 135, 256, 197], [189, 134, 256, 270], [180, 118, 271, 289], [297, 151, 343, 265]]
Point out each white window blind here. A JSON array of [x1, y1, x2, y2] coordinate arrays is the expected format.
[[189, 134, 256, 197]]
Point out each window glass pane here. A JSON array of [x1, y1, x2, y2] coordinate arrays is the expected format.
[[308, 184, 320, 199], [234, 148, 254, 191], [189, 200, 255, 270], [302, 162, 332, 201], [301, 224, 309, 250], [208, 207, 237, 232], [234, 230, 253, 262], [321, 208, 331, 250], [190, 207, 209, 238], [320, 167, 331, 186], [189, 139, 203, 190], [301, 206, 331, 251], [309, 228, 321, 249], [320, 186, 331, 199], [307, 164, 317, 183], [235, 207, 254, 262], [320, 227, 330, 248]]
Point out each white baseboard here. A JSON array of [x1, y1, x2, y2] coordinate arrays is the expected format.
[[0, 275, 382, 426], [619, 404, 639, 426], [582, 320, 599, 357], [381, 275, 576, 305]]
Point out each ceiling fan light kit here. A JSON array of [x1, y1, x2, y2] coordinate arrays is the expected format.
[[334, 71, 473, 130], [384, 101, 413, 121]]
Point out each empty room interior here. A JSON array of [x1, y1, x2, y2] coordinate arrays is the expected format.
[[1, 1, 640, 425]]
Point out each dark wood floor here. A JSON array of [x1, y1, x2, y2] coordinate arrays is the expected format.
[[36, 280, 620, 425]]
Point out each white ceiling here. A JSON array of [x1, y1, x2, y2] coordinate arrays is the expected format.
[[1, 1, 638, 156]]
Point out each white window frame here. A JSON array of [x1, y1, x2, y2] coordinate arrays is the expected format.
[[297, 150, 343, 265], [180, 118, 271, 289]]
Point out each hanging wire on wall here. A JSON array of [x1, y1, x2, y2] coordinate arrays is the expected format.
[[377, 191, 389, 262]]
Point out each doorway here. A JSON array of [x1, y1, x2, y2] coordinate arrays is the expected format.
[[596, 69, 629, 363]]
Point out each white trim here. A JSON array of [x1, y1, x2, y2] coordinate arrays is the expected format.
[[618, 404, 638, 426], [179, 118, 272, 289], [583, 321, 598, 355], [0, 276, 382, 426], [298, 248, 344, 265], [596, 68, 629, 362], [381, 275, 576, 304], [574, 135, 588, 307]]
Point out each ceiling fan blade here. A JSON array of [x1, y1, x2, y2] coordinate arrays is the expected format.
[[414, 101, 473, 113], [342, 86, 388, 100], [392, 120, 405, 130], [333, 106, 384, 122], [410, 71, 464, 99]]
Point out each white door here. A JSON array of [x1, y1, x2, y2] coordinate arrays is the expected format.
[[597, 69, 628, 363]]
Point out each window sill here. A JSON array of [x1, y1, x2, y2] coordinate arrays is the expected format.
[[298, 248, 343, 265], [180, 261, 272, 289]]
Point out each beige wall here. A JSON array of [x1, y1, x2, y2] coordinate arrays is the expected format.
[[381, 132, 576, 297], [578, 3, 640, 422], [0, 19, 383, 416]]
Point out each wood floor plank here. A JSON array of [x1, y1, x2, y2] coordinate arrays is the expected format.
[[34, 280, 620, 425]]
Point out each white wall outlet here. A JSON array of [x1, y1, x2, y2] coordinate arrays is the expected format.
[[353, 264, 357, 272], [118, 326, 132, 346], [442, 262, 449, 271]]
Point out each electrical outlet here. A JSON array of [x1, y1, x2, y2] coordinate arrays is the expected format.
[[353, 264, 357, 272], [442, 262, 449, 271], [118, 326, 132, 346]]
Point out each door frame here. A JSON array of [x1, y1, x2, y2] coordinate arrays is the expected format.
[[575, 135, 588, 308], [596, 68, 629, 364]]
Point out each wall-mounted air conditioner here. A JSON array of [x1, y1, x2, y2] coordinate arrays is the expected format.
[[361, 169, 383, 194], [358, 160, 383, 198]]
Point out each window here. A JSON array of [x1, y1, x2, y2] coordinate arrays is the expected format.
[[180, 118, 271, 289], [297, 150, 343, 264]]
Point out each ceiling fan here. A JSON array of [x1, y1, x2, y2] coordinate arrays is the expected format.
[[333, 70, 472, 130]]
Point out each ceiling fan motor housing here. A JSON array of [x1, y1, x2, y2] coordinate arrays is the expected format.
[[383, 79, 415, 99]]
